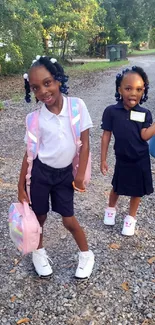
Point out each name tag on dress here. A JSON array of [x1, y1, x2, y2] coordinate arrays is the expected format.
[[130, 111, 146, 122]]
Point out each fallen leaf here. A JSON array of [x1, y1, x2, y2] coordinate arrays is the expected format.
[[16, 318, 30, 324], [141, 320, 151, 325], [0, 182, 16, 189], [109, 243, 120, 250], [11, 295, 16, 302], [147, 256, 155, 264], [14, 258, 22, 266], [9, 268, 16, 273], [121, 282, 129, 291]]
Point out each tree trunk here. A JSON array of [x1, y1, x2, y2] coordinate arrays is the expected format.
[[148, 25, 152, 49], [62, 35, 67, 61]]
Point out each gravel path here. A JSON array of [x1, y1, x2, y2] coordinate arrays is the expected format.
[[0, 56, 155, 325]]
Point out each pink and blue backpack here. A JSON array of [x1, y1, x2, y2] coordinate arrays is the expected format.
[[9, 202, 41, 255]]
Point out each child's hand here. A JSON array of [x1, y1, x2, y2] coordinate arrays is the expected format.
[[18, 187, 29, 203], [73, 177, 86, 192], [100, 161, 108, 175]]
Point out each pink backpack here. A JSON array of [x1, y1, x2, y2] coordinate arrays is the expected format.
[[26, 97, 91, 200], [9, 202, 41, 255]]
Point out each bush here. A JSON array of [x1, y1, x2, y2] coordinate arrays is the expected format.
[[149, 28, 155, 49], [0, 43, 23, 75]]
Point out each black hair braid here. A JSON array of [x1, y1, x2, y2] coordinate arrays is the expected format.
[[115, 73, 123, 102], [23, 56, 69, 102], [24, 78, 31, 103], [115, 66, 149, 104], [37, 56, 59, 76]]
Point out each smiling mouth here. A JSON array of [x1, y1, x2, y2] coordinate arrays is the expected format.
[[43, 96, 53, 103]]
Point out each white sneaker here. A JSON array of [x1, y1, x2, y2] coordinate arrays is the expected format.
[[75, 250, 94, 279], [104, 207, 116, 225], [122, 215, 137, 236], [32, 248, 53, 277]]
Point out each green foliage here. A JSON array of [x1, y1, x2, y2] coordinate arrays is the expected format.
[[0, 101, 4, 110], [149, 28, 155, 49], [66, 60, 128, 73], [0, 0, 155, 75], [0, 42, 23, 75]]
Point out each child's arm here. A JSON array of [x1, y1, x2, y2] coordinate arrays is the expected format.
[[141, 110, 155, 141], [74, 129, 89, 190], [18, 151, 29, 203], [141, 123, 155, 141], [100, 130, 112, 175]]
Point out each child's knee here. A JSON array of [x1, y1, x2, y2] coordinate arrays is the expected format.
[[63, 216, 78, 232], [37, 214, 47, 227]]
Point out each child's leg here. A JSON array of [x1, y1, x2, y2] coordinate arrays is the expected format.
[[32, 213, 53, 277], [104, 188, 119, 225], [129, 197, 141, 217], [109, 188, 119, 207], [62, 216, 88, 251], [62, 216, 94, 279], [36, 214, 47, 249], [122, 196, 140, 236]]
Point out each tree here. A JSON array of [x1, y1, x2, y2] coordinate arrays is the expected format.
[[38, 0, 101, 59], [114, 0, 147, 46], [0, 0, 44, 73], [143, 0, 155, 47]]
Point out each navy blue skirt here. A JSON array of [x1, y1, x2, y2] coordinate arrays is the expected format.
[[112, 155, 154, 197]]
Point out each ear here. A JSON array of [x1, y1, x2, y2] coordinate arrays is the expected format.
[[57, 80, 61, 87]]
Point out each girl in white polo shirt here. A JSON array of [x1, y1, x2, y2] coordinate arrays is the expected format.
[[18, 56, 94, 279]]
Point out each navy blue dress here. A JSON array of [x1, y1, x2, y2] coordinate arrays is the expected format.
[[101, 101, 154, 197]]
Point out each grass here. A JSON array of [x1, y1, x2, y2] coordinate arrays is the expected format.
[[0, 101, 4, 110], [129, 48, 155, 56], [11, 93, 23, 102], [65, 60, 128, 74]]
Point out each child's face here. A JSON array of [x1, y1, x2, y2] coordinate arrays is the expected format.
[[118, 73, 145, 110], [29, 65, 61, 109]]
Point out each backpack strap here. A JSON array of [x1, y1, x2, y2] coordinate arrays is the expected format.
[[25, 110, 40, 202], [68, 97, 82, 150], [26, 110, 40, 159], [68, 97, 91, 186]]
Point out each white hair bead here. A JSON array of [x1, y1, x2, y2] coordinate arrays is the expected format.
[[50, 58, 57, 63], [32, 59, 37, 64], [23, 73, 28, 80], [36, 55, 41, 60]]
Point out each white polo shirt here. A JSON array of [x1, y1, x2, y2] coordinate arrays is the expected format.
[[25, 96, 93, 168]]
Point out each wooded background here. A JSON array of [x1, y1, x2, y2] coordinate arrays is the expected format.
[[0, 0, 155, 74]]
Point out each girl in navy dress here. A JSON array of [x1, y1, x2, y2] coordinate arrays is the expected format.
[[101, 66, 155, 236]]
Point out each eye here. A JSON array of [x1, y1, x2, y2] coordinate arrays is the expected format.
[[31, 86, 38, 92], [137, 88, 143, 92], [44, 80, 52, 86], [125, 87, 131, 91]]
